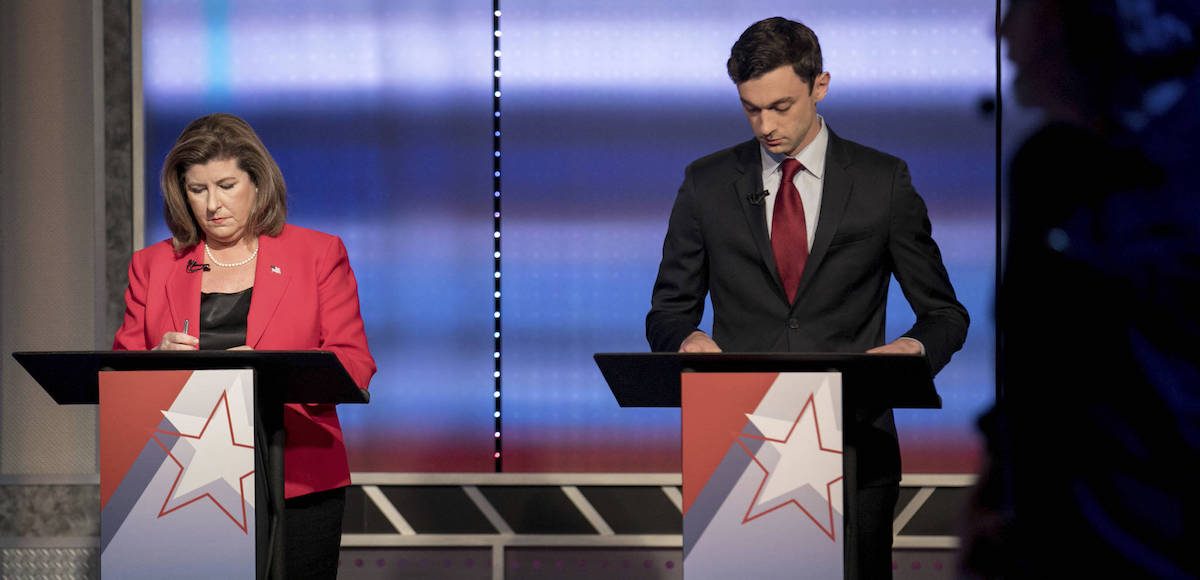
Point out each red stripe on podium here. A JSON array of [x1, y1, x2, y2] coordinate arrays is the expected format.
[[681, 372, 777, 514], [99, 370, 193, 508]]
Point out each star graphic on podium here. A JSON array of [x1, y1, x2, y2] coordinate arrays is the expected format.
[[737, 394, 843, 540], [152, 390, 255, 533]]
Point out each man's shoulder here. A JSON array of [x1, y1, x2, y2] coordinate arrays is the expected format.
[[683, 130, 909, 175], [827, 129, 905, 170], [685, 139, 759, 177]]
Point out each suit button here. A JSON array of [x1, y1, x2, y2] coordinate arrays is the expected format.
[[787, 318, 800, 329]]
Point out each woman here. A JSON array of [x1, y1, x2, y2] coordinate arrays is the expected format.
[[113, 113, 376, 578]]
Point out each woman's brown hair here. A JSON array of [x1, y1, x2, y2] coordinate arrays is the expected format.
[[160, 113, 287, 250]]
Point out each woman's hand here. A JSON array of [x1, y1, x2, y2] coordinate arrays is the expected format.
[[154, 331, 198, 350], [228, 345, 253, 351]]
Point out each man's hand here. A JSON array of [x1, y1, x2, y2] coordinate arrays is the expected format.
[[679, 331, 722, 353], [866, 337, 924, 355]]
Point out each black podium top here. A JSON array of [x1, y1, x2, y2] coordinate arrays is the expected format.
[[594, 352, 939, 409], [12, 350, 369, 405]]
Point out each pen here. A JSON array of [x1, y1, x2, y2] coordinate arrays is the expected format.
[[182, 319, 190, 336]]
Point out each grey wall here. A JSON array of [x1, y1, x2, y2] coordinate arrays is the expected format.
[[1, 6, 140, 574], [0, 0, 128, 476], [103, 0, 135, 340]]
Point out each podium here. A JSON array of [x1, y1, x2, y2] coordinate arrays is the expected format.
[[12, 350, 368, 580], [594, 352, 939, 580]]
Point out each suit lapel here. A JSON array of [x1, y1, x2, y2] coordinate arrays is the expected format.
[[794, 130, 853, 304], [245, 233, 292, 348], [732, 140, 789, 302], [166, 245, 203, 334]]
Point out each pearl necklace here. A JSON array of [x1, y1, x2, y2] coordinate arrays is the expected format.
[[204, 241, 258, 268]]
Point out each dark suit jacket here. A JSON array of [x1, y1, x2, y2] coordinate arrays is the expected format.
[[646, 128, 968, 485], [113, 224, 377, 498]]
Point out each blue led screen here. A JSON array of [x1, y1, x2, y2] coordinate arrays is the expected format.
[[143, 0, 497, 471], [143, 0, 996, 474]]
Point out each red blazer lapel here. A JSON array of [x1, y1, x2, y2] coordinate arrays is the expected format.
[[246, 234, 292, 348], [166, 245, 203, 334]]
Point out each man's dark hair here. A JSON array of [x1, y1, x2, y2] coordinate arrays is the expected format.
[[727, 17, 823, 88]]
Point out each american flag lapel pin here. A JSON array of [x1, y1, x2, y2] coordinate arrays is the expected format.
[[271, 265, 281, 275]]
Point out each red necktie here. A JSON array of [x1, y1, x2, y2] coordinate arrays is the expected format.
[[771, 158, 808, 304]]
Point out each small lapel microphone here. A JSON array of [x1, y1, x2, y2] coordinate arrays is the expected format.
[[747, 189, 769, 206], [186, 259, 211, 273]]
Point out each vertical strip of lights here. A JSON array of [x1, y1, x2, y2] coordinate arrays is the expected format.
[[492, 1, 504, 472]]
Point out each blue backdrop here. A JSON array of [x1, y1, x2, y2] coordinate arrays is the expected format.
[[143, 0, 995, 474]]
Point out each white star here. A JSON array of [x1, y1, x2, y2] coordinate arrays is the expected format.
[[156, 391, 255, 532], [172, 395, 253, 497], [162, 409, 207, 435], [740, 395, 844, 539]]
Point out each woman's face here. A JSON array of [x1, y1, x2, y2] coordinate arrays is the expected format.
[[183, 157, 257, 248]]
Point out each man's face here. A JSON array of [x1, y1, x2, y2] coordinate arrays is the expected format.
[[737, 65, 830, 157]]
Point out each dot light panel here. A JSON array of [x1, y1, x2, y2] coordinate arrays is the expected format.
[[143, 0, 497, 472]]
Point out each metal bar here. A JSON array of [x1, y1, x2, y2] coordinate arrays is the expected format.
[[892, 487, 936, 536], [0, 475, 100, 485], [561, 486, 613, 536], [339, 534, 683, 548], [892, 536, 960, 550], [352, 473, 682, 486], [898, 474, 976, 487], [463, 485, 514, 535], [660, 486, 683, 513], [361, 485, 416, 535], [0, 537, 100, 549], [492, 544, 504, 580]]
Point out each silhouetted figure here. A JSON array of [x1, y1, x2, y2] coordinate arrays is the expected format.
[[964, 1, 1200, 577]]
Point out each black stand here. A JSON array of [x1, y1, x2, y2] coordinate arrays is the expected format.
[[13, 350, 368, 580], [594, 352, 939, 580]]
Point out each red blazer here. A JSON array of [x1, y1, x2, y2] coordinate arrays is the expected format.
[[113, 224, 376, 498]]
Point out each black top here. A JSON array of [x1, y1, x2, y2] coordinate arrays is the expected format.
[[199, 287, 253, 350]]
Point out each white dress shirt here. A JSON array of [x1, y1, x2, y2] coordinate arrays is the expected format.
[[761, 115, 828, 250], [757, 116, 925, 354]]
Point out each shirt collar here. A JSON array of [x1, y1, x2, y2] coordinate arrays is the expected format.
[[760, 115, 828, 181]]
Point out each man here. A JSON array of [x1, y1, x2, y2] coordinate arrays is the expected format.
[[646, 16, 969, 576]]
